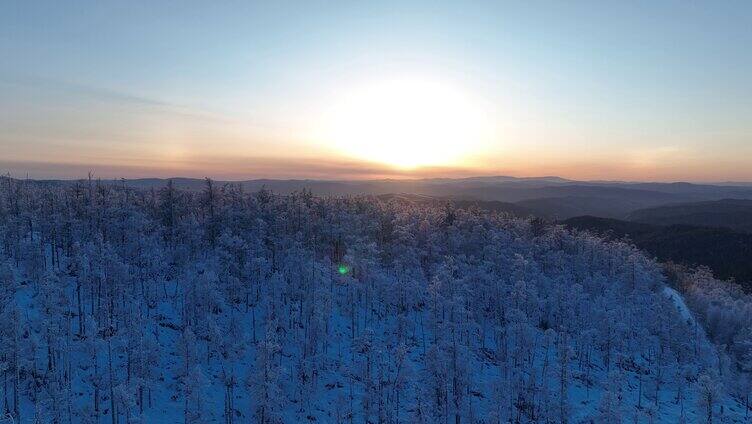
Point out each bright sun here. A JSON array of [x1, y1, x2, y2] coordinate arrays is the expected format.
[[320, 77, 490, 169]]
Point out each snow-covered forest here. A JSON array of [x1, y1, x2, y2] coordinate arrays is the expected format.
[[0, 177, 751, 423]]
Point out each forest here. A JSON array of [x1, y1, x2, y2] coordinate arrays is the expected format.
[[1, 176, 751, 423], [563, 215, 752, 289]]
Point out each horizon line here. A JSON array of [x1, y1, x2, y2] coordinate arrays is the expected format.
[[4, 173, 752, 186]]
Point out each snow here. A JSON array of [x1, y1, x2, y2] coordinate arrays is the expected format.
[[663, 286, 695, 325], [1, 182, 750, 423]]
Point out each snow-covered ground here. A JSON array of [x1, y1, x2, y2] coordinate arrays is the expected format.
[[1, 185, 750, 423]]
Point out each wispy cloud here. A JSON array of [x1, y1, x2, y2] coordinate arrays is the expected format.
[[1, 73, 170, 107], [0, 72, 243, 125], [0, 156, 485, 181]]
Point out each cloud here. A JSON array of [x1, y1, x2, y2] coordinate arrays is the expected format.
[[0, 72, 239, 125], [0, 156, 484, 181], [1, 73, 168, 107]]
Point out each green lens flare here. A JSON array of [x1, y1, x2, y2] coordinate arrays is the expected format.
[[338, 264, 349, 275]]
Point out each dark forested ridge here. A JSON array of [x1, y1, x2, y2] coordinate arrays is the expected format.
[[628, 199, 752, 233], [1, 177, 751, 423], [562, 216, 752, 290]]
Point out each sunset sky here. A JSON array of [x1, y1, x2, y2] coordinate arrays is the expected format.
[[2, 1, 751, 181]]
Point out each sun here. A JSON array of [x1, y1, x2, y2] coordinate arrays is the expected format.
[[319, 76, 490, 169]]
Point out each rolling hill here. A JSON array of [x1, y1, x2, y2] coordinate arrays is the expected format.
[[628, 199, 752, 233]]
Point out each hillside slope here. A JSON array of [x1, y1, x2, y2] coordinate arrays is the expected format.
[[563, 216, 752, 289], [629, 199, 752, 233], [0, 181, 748, 423], [516, 196, 649, 219]]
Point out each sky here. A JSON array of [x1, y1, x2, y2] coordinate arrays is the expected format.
[[1, 0, 751, 181]]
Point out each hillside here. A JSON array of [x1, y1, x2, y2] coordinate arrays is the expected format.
[[377, 193, 536, 218], [0, 179, 750, 423], [629, 199, 752, 233], [516, 196, 649, 220], [563, 216, 752, 289]]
